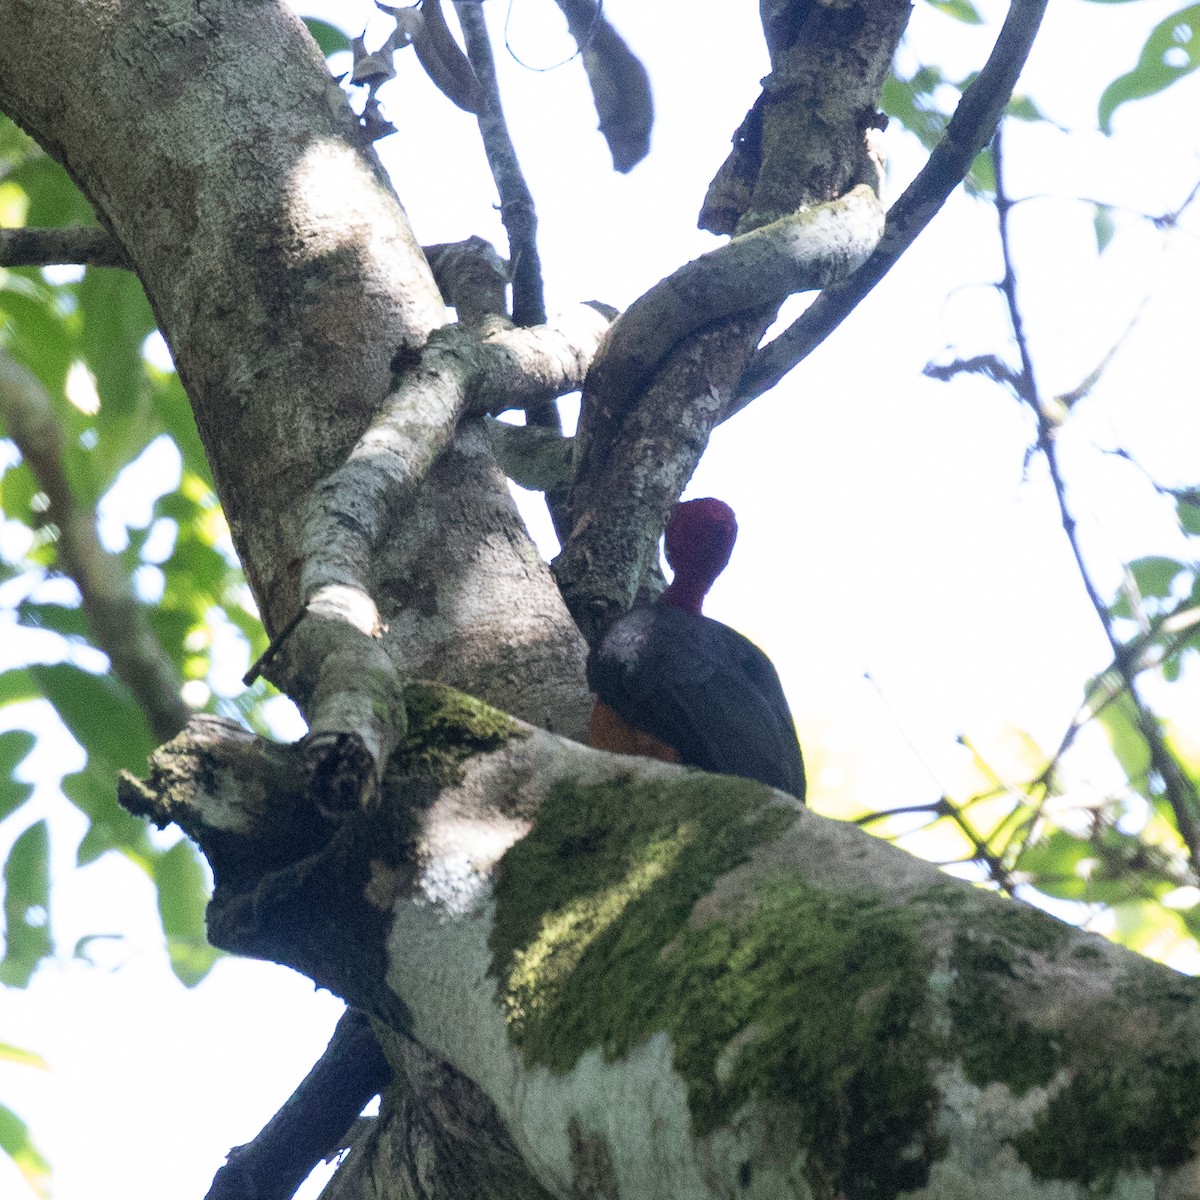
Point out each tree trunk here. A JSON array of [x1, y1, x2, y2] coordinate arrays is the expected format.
[[9, 1, 1200, 1198]]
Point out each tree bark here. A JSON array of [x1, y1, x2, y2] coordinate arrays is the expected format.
[[123, 706, 1200, 1200]]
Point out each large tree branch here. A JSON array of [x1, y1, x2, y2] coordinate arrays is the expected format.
[[735, 0, 1051, 407], [0, 0, 446, 640], [123, 696, 1200, 1200]]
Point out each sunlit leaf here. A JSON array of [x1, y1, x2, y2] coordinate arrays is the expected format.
[[881, 70, 950, 152], [1104, 898, 1195, 964], [0, 1043, 47, 1070], [922, 0, 984, 22], [0, 669, 40, 707], [966, 145, 996, 196], [1099, 5, 1200, 133], [0, 1102, 51, 1200], [0, 820, 51, 988], [1096, 691, 1150, 784], [8, 147, 93, 228], [79, 268, 156, 421], [1006, 95, 1047, 122]]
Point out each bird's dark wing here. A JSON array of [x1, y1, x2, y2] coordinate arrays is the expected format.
[[587, 605, 806, 802]]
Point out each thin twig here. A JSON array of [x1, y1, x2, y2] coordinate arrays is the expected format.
[[0, 226, 128, 268], [991, 128, 1200, 869], [453, 1, 545, 327], [453, 1, 572, 544], [732, 0, 1050, 410]]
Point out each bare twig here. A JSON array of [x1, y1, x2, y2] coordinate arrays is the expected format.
[[453, 1, 545, 328], [0, 348, 189, 741], [453, 1, 575, 546], [991, 130, 1200, 869], [734, 0, 1051, 409]]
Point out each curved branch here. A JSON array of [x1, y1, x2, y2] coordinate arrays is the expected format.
[[0, 348, 190, 742], [734, 0, 1051, 408], [581, 184, 883, 466], [558, 187, 883, 639], [261, 306, 610, 802]]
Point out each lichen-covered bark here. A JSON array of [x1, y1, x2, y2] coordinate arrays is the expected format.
[[126, 701, 1200, 1200]]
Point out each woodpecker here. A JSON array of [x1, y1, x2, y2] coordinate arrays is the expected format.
[[586, 498, 806, 801]]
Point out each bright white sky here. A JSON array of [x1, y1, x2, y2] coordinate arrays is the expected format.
[[2, 1, 1199, 1197]]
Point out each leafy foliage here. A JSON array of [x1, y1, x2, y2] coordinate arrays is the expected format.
[[1100, 5, 1200, 133], [0, 119, 276, 996]]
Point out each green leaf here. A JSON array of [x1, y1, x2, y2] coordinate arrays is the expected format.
[[65, 764, 153, 866], [922, 0, 984, 22], [31, 663, 155, 774], [0, 1102, 51, 1200], [8, 149, 94, 228], [0, 275, 76, 393], [1129, 555, 1186, 599], [152, 376, 210, 488], [1093, 202, 1116, 254], [18, 599, 89, 641], [881, 71, 950, 152], [1006, 95, 1047, 123], [304, 16, 353, 57], [0, 669, 40, 707], [965, 146, 996, 197], [1099, 5, 1200, 133], [152, 840, 219, 986], [1175, 490, 1200, 535], [0, 730, 36, 822], [0, 459, 41, 528], [0, 820, 51, 988], [79, 268, 156, 420]]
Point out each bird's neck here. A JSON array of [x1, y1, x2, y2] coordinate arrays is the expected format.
[[661, 577, 710, 616]]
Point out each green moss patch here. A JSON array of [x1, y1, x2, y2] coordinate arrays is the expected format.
[[1014, 964, 1200, 1191], [392, 682, 519, 786], [490, 773, 940, 1199]]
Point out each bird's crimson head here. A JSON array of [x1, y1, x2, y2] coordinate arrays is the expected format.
[[665, 498, 738, 596]]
